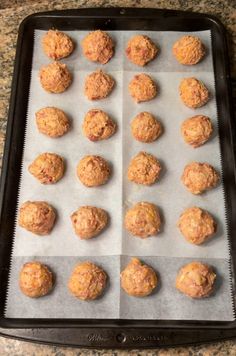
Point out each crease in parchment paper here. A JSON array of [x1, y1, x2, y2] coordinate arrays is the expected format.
[[5, 30, 234, 321]]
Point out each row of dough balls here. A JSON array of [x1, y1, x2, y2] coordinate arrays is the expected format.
[[42, 29, 206, 66], [39, 63, 211, 109], [27, 152, 220, 193], [19, 259, 216, 300], [19, 201, 217, 246], [36, 107, 213, 148]]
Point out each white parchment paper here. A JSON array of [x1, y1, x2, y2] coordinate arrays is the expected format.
[[122, 71, 228, 259], [5, 30, 234, 321], [13, 68, 123, 257], [6, 256, 120, 319], [6, 256, 233, 320]]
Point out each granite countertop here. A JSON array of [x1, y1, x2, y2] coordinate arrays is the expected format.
[[0, 0, 236, 354]]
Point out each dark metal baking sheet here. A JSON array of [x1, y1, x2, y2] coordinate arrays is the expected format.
[[1, 326, 236, 349], [0, 7, 236, 347]]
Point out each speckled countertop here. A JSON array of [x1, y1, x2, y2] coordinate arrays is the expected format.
[[0, 0, 236, 354]]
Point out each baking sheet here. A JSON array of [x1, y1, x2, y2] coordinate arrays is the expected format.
[[5, 30, 234, 321]]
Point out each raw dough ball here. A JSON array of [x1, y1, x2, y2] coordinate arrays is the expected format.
[[120, 258, 158, 297], [131, 112, 162, 143], [127, 151, 161, 185], [71, 206, 108, 239], [126, 35, 158, 66], [129, 73, 157, 103], [19, 201, 56, 235], [173, 35, 205, 65], [68, 261, 107, 300], [181, 162, 219, 194], [28, 152, 65, 184], [179, 77, 210, 108], [19, 261, 53, 298], [84, 70, 115, 100], [42, 29, 74, 60], [178, 207, 216, 245], [82, 30, 114, 64], [181, 115, 213, 148], [125, 202, 161, 238], [39, 61, 72, 93], [77, 155, 111, 187], [36, 107, 70, 138], [83, 109, 116, 141], [176, 262, 216, 298]]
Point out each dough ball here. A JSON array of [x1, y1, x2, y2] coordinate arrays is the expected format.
[[82, 30, 114, 64], [39, 61, 72, 93], [83, 109, 116, 141], [42, 29, 74, 60], [129, 73, 157, 103], [178, 207, 216, 245], [125, 202, 161, 238], [19, 261, 53, 298], [128, 151, 161, 185], [84, 70, 115, 100], [131, 112, 162, 143], [126, 35, 158, 66], [71, 206, 108, 239], [173, 35, 205, 65], [36, 107, 70, 138], [77, 155, 111, 187], [19, 201, 56, 235], [68, 261, 107, 300], [181, 115, 213, 148], [121, 258, 158, 297], [179, 77, 210, 108], [28, 152, 65, 184], [181, 162, 219, 194], [176, 262, 216, 298]]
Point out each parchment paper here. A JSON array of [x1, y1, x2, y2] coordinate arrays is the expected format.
[[6, 256, 233, 320], [122, 71, 228, 259], [13, 68, 123, 257], [5, 30, 234, 321]]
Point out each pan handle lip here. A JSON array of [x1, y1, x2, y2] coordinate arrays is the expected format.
[[17, 7, 227, 33], [1, 326, 236, 348]]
